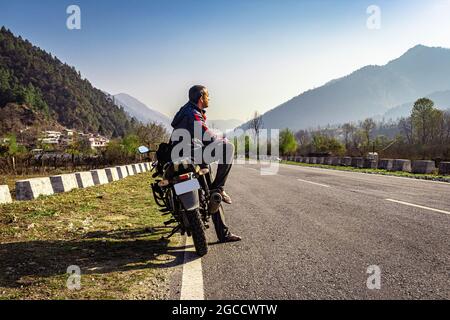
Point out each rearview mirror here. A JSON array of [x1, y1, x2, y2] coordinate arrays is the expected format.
[[138, 146, 150, 154]]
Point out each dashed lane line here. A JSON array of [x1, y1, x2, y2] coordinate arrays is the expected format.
[[297, 178, 331, 188], [385, 199, 450, 216]]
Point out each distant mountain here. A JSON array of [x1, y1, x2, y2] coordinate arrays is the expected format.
[[383, 90, 450, 120], [0, 27, 135, 138], [110, 93, 172, 131], [112, 93, 242, 134], [207, 119, 243, 133], [240, 45, 450, 131]]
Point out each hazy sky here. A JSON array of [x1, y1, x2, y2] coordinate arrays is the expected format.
[[1, 0, 450, 122]]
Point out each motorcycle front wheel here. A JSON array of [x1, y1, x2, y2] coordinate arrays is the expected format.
[[187, 209, 208, 257]]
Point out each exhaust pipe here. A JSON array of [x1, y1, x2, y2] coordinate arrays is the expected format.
[[209, 192, 222, 213]]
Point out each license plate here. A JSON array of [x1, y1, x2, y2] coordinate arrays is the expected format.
[[174, 178, 201, 195]]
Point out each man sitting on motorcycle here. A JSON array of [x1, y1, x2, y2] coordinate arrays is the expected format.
[[170, 85, 241, 243]]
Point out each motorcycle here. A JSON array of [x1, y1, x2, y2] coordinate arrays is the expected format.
[[138, 144, 225, 256]]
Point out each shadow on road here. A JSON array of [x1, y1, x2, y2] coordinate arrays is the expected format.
[[0, 226, 190, 289]]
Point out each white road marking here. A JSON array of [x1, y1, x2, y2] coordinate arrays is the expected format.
[[180, 236, 204, 300], [385, 199, 450, 216], [280, 163, 450, 186], [297, 178, 330, 188]]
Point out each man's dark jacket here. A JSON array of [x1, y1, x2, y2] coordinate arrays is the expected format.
[[171, 101, 217, 146]]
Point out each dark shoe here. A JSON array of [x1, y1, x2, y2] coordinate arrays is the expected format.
[[220, 190, 232, 204], [222, 233, 242, 243]]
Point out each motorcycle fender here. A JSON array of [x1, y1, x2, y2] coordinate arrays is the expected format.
[[178, 190, 199, 211]]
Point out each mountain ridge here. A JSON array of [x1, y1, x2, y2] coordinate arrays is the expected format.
[[383, 89, 450, 120], [109, 93, 172, 131], [0, 27, 135, 138], [239, 44, 450, 131]]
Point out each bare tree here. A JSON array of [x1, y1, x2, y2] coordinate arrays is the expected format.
[[249, 111, 263, 160], [350, 129, 365, 156], [361, 118, 376, 147], [342, 123, 355, 149], [444, 110, 450, 142], [399, 117, 413, 144], [295, 129, 310, 146], [249, 111, 263, 139], [136, 122, 170, 151]]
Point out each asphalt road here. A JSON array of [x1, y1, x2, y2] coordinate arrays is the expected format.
[[194, 162, 450, 300], [195, 165, 450, 299]]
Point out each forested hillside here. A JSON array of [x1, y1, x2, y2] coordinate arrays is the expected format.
[[0, 27, 135, 137]]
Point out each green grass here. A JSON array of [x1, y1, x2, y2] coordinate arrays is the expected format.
[[28, 209, 58, 218], [281, 160, 450, 182], [0, 172, 181, 300]]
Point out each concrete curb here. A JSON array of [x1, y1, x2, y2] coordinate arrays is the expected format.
[[105, 167, 120, 182], [50, 174, 79, 193], [341, 157, 352, 166], [91, 169, 109, 185], [0, 185, 12, 204], [363, 159, 378, 169], [332, 157, 341, 166], [127, 165, 136, 176], [379, 159, 394, 171], [75, 171, 95, 189], [438, 162, 450, 175], [116, 166, 129, 179], [16, 177, 54, 201], [10, 163, 149, 202], [134, 164, 141, 174], [412, 160, 436, 174], [351, 157, 364, 168], [283, 161, 450, 183], [393, 159, 412, 172]]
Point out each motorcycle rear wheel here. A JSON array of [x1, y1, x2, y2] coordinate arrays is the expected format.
[[187, 209, 208, 257]]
